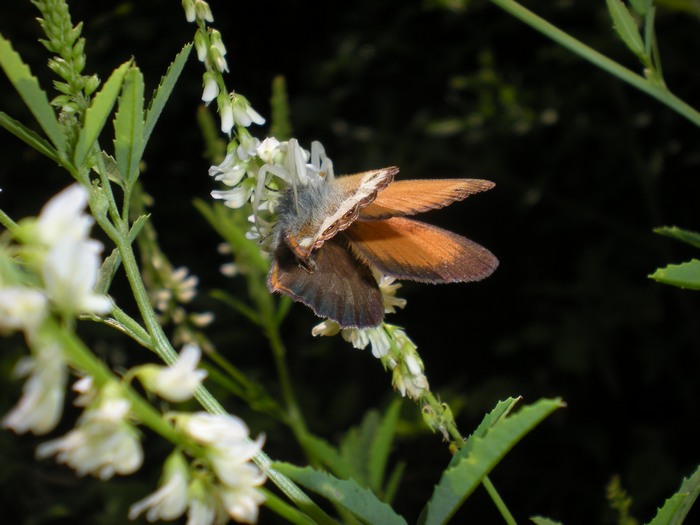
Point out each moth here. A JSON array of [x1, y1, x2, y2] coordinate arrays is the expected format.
[[267, 167, 498, 328]]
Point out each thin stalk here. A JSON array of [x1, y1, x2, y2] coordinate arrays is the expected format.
[[488, 0, 700, 127], [482, 477, 517, 525]]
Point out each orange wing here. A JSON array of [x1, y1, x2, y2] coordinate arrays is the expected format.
[[344, 217, 498, 283], [360, 179, 495, 220]]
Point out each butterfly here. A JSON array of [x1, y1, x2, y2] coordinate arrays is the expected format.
[[267, 166, 498, 328]]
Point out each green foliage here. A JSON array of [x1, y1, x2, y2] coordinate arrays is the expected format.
[[649, 227, 700, 290], [606, 0, 646, 60], [113, 67, 145, 187], [420, 398, 564, 525], [273, 463, 409, 525], [0, 35, 65, 154], [143, 44, 192, 146], [73, 62, 129, 168], [647, 465, 700, 525], [530, 518, 564, 525]]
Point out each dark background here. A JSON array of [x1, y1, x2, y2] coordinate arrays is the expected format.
[[1, 1, 700, 523]]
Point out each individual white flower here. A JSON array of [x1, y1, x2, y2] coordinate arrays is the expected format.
[[182, 0, 196, 22], [209, 150, 248, 187], [140, 344, 208, 402], [2, 342, 67, 435], [36, 390, 143, 480], [35, 184, 93, 246], [341, 326, 391, 358], [42, 239, 112, 316], [202, 71, 219, 103], [376, 273, 407, 313], [194, 0, 214, 22], [209, 30, 228, 73], [231, 96, 265, 127], [218, 93, 234, 134], [0, 286, 48, 334], [178, 412, 250, 446], [194, 28, 208, 61], [220, 480, 266, 524], [129, 452, 189, 521], [236, 135, 261, 161], [186, 477, 222, 525], [208, 435, 266, 488], [311, 319, 341, 337], [256, 137, 281, 164], [211, 179, 255, 209]]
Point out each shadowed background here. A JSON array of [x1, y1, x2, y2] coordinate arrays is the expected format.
[[1, 1, 699, 523]]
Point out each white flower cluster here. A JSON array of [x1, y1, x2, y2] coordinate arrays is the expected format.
[[314, 319, 429, 400], [210, 137, 333, 246], [1, 184, 111, 436], [37, 381, 143, 480], [182, 0, 265, 135], [131, 413, 266, 524]]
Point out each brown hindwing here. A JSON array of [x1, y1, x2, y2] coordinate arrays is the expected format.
[[268, 236, 384, 328]]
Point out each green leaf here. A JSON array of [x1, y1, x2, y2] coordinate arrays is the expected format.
[[420, 398, 565, 525], [273, 463, 408, 525], [0, 111, 59, 163], [649, 260, 700, 290], [270, 75, 293, 140], [368, 399, 402, 493], [300, 433, 352, 479], [74, 61, 130, 167], [654, 226, 700, 250], [96, 152, 124, 187], [647, 465, 700, 525], [628, 0, 652, 16], [114, 66, 145, 187], [144, 43, 192, 146], [95, 248, 120, 295], [0, 35, 65, 154], [447, 397, 521, 471], [605, 0, 646, 59], [531, 517, 564, 525]]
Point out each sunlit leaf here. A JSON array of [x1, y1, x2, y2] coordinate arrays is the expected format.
[[74, 61, 130, 167], [114, 66, 145, 186], [649, 260, 700, 290], [144, 43, 192, 146], [0, 35, 65, 154]]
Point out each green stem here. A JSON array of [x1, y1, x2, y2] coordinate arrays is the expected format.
[[0, 208, 19, 233], [482, 477, 518, 525], [265, 319, 311, 443], [487, 0, 700, 127]]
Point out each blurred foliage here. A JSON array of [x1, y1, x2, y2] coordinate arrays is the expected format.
[[1, 0, 700, 523]]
